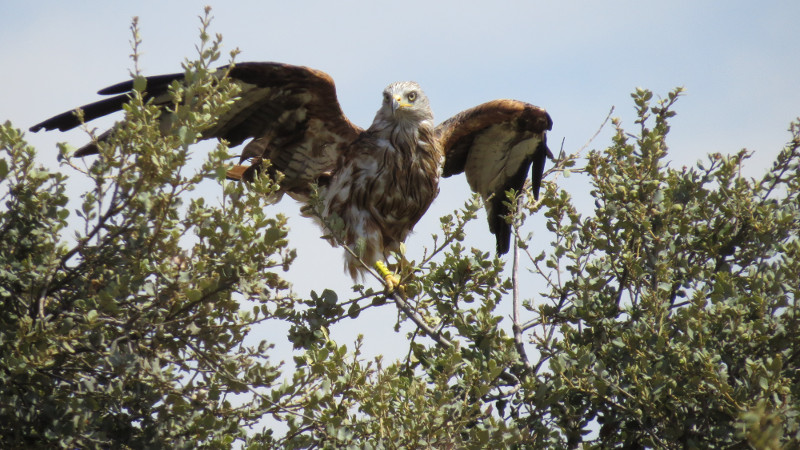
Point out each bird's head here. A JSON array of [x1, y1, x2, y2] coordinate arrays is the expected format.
[[375, 81, 433, 125]]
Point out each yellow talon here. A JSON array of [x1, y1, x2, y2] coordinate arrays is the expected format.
[[375, 261, 401, 292], [225, 164, 248, 180]]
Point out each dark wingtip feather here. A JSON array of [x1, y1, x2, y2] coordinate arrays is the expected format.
[[29, 94, 131, 133], [73, 144, 100, 157], [530, 138, 551, 200], [495, 221, 512, 255], [488, 191, 513, 255], [97, 80, 134, 95], [30, 72, 186, 134], [97, 72, 184, 95]]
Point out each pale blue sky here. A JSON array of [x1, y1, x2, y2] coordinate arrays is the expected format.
[[2, 1, 799, 361]]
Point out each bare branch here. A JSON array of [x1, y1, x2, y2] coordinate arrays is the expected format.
[[511, 211, 531, 369]]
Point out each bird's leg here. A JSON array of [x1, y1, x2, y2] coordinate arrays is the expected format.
[[375, 261, 401, 293]]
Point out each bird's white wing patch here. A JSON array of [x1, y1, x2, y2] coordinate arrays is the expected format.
[[463, 122, 542, 201]]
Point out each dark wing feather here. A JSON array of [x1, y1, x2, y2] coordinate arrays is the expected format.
[[95, 73, 187, 95], [29, 62, 363, 196], [28, 72, 185, 146], [436, 99, 553, 254], [29, 94, 135, 133]]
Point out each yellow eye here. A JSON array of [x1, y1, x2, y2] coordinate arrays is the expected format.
[[407, 91, 417, 102]]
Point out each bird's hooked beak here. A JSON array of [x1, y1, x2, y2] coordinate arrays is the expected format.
[[391, 94, 412, 113]]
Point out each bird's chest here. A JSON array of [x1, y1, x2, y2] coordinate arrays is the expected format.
[[368, 142, 438, 207], [328, 138, 442, 230]]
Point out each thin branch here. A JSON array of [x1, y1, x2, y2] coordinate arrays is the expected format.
[[543, 105, 614, 181], [511, 212, 531, 369], [388, 292, 453, 348]]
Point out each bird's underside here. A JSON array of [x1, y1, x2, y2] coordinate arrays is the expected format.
[[30, 61, 553, 280]]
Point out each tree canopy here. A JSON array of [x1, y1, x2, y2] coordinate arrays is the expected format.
[[1, 14, 798, 448]]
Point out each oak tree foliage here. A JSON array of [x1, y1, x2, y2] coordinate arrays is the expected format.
[[1, 13, 798, 448]]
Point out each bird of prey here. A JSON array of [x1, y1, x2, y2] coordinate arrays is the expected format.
[[30, 62, 553, 282]]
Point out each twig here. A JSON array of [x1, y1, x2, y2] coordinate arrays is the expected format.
[[543, 105, 614, 182]]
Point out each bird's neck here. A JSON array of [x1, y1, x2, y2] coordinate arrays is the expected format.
[[369, 117, 437, 158]]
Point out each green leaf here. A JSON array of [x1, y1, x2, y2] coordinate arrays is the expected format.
[[133, 75, 147, 92], [186, 288, 203, 302]]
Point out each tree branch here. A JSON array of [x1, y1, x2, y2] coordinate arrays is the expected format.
[[511, 209, 531, 369], [388, 291, 453, 348]]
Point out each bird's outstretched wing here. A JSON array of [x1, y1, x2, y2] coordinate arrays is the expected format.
[[30, 62, 363, 197], [436, 99, 553, 254]]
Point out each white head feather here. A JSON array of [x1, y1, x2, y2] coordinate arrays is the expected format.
[[369, 81, 433, 130]]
